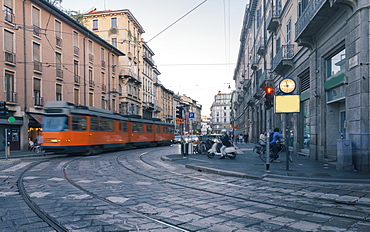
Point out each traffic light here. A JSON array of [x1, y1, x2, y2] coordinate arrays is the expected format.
[[264, 86, 274, 110], [0, 101, 8, 116], [176, 106, 183, 119]]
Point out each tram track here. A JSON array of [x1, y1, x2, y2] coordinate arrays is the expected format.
[[116, 150, 370, 224]]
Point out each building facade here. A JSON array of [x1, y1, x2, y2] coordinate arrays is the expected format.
[[233, 0, 370, 171], [210, 92, 232, 134], [0, 0, 124, 151]]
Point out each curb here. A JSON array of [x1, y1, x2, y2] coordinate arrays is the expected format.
[[185, 164, 262, 180]]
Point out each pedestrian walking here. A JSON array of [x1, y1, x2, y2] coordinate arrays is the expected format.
[[243, 133, 248, 144]]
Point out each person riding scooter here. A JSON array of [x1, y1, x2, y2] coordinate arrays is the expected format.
[[220, 129, 232, 159]]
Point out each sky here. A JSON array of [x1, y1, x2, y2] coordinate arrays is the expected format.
[[61, 0, 247, 116]]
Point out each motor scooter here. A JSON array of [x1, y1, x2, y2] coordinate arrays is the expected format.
[[206, 139, 237, 159]]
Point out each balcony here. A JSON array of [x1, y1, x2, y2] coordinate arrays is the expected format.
[[4, 12, 14, 24], [56, 37, 62, 47], [272, 45, 294, 75], [74, 46, 79, 56], [256, 37, 265, 56], [251, 56, 259, 70], [34, 60, 42, 73], [56, 68, 63, 79], [34, 96, 44, 107], [74, 75, 80, 85], [6, 92, 17, 103], [88, 53, 94, 63], [294, 0, 351, 48], [4, 51, 16, 66], [143, 55, 155, 66], [120, 69, 141, 84], [266, 8, 281, 33]]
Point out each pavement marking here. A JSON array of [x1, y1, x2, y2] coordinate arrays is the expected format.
[[76, 180, 94, 183], [67, 194, 90, 200], [48, 177, 64, 182], [0, 192, 18, 197], [1, 162, 30, 173], [107, 196, 130, 203], [105, 180, 123, 184], [29, 192, 51, 198]]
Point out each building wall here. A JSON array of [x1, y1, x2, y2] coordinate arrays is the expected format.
[[0, 0, 123, 151], [233, 0, 370, 171], [210, 92, 232, 134]]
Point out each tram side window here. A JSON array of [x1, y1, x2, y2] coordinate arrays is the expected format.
[[72, 116, 87, 131], [100, 118, 107, 131], [132, 123, 143, 133], [156, 125, 161, 133], [146, 124, 153, 133], [120, 121, 128, 132], [90, 117, 99, 131], [107, 120, 114, 132]]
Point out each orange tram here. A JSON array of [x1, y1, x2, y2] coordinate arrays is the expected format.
[[40, 101, 174, 155]]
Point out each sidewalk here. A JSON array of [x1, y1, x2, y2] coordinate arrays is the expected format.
[[162, 143, 370, 184]]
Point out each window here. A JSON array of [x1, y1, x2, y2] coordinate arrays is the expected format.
[[4, 0, 13, 23], [286, 18, 291, 44], [56, 52, 63, 79], [34, 78, 42, 106], [56, 84, 62, 101], [156, 125, 161, 133], [74, 60, 79, 84], [101, 72, 106, 92], [107, 120, 114, 132], [89, 92, 93, 107], [111, 18, 117, 28], [74, 88, 79, 105], [72, 116, 87, 131], [112, 98, 116, 112], [101, 48, 105, 68], [88, 40, 93, 62], [4, 30, 15, 64], [73, 31, 79, 56], [88, 68, 93, 87], [93, 19, 98, 30], [33, 42, 42, 72], [276, 37, 281, 54], [32, 6, 41, 37], [326, 48, 346, 78], [112, 38, 117, 48], [5, 71, 15, 102], [132, 123, 143, 133], [90, 117, 99, 131], [100, 118, 107, 131], [55, 20, 62, 47], [120, 122, 128, 132], [146, 124, 153, 133]]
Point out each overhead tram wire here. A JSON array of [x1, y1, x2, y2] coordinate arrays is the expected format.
[[146, 0, 208, 43]]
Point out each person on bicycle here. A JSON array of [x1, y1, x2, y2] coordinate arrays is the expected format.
[[269, 128, 285, 162], [220, 129, 231, 159]]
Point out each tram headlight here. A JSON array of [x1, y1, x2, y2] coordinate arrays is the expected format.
[[50, 139, 60, 143]]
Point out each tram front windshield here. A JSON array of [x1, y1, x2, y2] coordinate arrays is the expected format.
[[43, 116, 69, 131]]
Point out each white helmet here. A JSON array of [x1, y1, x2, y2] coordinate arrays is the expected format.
[[221, 129, 227, 133]]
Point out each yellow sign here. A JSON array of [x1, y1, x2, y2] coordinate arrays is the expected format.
[[176, 118, 184, 124], [274, 95, 300, 113]]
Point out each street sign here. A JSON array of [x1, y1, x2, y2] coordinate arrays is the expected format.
[[8, 117, 15, 123], [189, 112, 194, 118], [274, 95, 300, 113]]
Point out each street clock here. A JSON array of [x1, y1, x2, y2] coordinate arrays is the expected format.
[[279, 78, 296, 94]]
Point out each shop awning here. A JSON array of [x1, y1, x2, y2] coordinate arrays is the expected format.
[[28, 113, 44, 127]]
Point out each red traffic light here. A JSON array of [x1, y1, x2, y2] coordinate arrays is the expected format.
[[265, 86, 273, 94]]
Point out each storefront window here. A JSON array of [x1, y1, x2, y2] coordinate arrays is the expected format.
[[326, 48, 345, 78]]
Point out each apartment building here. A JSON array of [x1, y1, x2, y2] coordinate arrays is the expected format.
[[233, 0, 370, 171], [82, 9, 154, 118], [210, 92, 232, 134], [0, 0, 124, 151]]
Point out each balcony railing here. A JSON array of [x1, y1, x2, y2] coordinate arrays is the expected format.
[[74, 46, 79, 56], [56, 36, 62, 47], [266, 7, 281, 33], [256, 37, 265, 56], [88, 53, 94, 63], [4, 12, 14, 24], [4, 51, 16, 65], [101, 60, 106, 69], [34, 60, 42, 73], [33, 25, 41, 37], [272, 44, 294, 74], [251, 56, 259, 70], [56, 68, 63, 79], [295, 0, 326, 41], [34, 96, 44, 107], [101, 84, 107, 93], [74, 75, 80, 84], [6, 92, 17, 103], [89, 80, 95, 88]]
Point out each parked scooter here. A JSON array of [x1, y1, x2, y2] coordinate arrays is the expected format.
[[206, 139, 237, 159]]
